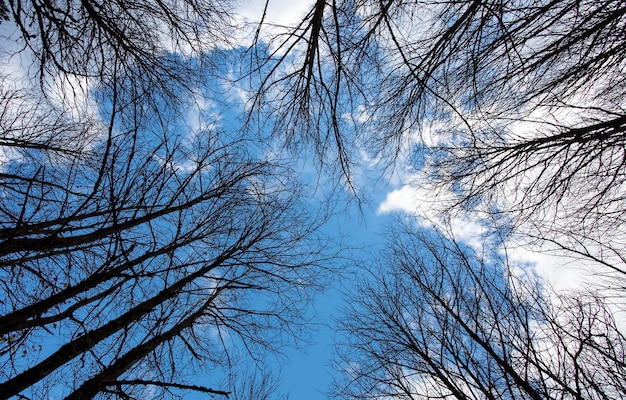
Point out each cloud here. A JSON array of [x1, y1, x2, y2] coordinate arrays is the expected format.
[[236, 0, 313, 28], [376, 172, 614, 297], [377, 182, 490, 249], [234, 0, 315, 48], [377, 185, 421, 215]]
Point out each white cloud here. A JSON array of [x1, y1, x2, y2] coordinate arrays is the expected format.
[[377, 185, 418, 215], [47, 74, 99, 123], [233, 0, 315, 49], [376, 171, 617, 298], [503, 242, 589, 292], [377, 181, 489, 250], [236, 0, 313, 28]]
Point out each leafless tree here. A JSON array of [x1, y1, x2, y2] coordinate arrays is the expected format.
[[0, 75, 329, 396], [334, 221, 626, 399], [0, 2, 7, 24], [226, 369, 290, 400], [251, 0, 626, 271], [5, 0, 236, 93], [0, 2, 332, 396], [0, 84, 328, 397], [253, 0, 625, 171]]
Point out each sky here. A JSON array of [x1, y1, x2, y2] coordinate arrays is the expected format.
[[0, 1, 622, 399], [218, 4, 378, 395], [277, 192, 397, 399], [225, 3, 624, 397], [206, 79, 401, 398], [0, 2, 397, 396], [215, 2, 410, 387]]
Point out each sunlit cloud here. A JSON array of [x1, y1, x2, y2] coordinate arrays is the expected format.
[[232, 0, 315, 50]]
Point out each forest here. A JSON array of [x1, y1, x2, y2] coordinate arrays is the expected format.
[[0, 0, 625, 398]]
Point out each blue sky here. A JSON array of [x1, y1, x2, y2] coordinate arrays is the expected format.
[[1, 1, 622, 398], [278, 199, 394, 399], [207, 80, 401, 397]]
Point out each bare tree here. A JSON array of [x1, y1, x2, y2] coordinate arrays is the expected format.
[[0, 75, 328, 396], [226, 369, 290, 400], [0, 88, 328, 397], [251, 0, 626, 271], [0, 3, 335, 393], [253, 0, 625, 171], [334, 221, 626, 399], [5, 0, 236, 90]]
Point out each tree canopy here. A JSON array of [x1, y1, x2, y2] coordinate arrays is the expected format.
[[255, 0, 626, 274], [1, 0, 625, 398], [334, 221, 626, 399], [0, 1, 330, 398]]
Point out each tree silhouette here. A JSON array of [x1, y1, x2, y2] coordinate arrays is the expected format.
[[335, 221, 626, 399], [0, 2, 329, 398], [0, 74, 326, 397], [253, 0, 626, 272]]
